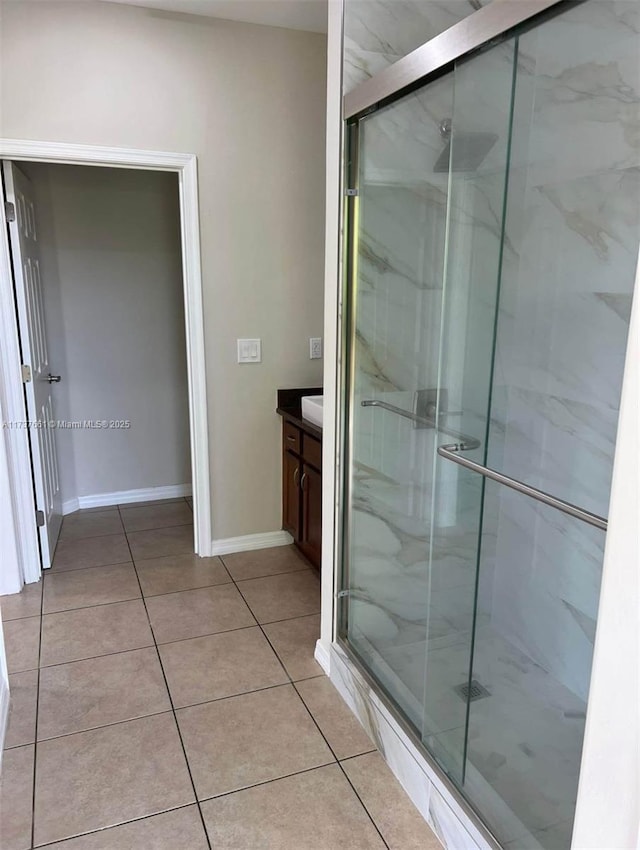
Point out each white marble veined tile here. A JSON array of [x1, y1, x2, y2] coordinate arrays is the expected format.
[[343, 0, 494, 93], [486, 385, 619, 516], [505, 818, 574, 850], [330, 644, 490, 850], [513, 1, 640, 182], [427, 782, 495, 850], [344, 40, 398, 92], [434, 628, 584, 838]]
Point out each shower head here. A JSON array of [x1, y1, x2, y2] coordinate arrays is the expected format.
[[434, 118, 498, 173]]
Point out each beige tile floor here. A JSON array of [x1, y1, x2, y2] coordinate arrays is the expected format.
[[1, 499, 442, 849]]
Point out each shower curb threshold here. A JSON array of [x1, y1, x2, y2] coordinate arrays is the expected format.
[[329, 642, 536, 850]]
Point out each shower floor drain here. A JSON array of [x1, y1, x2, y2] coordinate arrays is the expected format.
[[454, 679, 491, 702]]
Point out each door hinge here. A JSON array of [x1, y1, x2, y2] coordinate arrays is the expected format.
[[36, 509, 45, 527], [21, 364, 32, 383], [4, 201, 16, 222], [337, 590, 350, 598], [345, 189, 359, 197]]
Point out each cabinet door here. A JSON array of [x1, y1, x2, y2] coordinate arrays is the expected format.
[[300, 463, 322, 570], [283, 450, 301, 540]]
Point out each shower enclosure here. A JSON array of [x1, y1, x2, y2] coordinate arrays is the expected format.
[[338, 2, 639, 847]]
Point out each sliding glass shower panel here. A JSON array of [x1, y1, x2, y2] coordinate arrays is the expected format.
[[464, 486, 606, 849], [486, 0, 640, 518], [450, 5, 640, 845], [420, 38, 519, 778], [344, 71, 456, 736]]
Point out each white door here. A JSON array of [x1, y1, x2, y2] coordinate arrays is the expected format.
[[3, 161, 62, 568]]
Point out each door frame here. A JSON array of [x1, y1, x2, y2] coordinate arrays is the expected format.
[[0, 138, 212, 589]]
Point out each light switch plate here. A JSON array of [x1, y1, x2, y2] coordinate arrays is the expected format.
[[310, 337, 322, 359], [237, 338, 262, 363]]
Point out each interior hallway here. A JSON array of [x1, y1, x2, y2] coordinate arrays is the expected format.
[[1, 501, 442, 849]]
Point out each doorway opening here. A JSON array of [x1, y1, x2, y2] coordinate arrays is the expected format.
[[0, 141, 211, 589]]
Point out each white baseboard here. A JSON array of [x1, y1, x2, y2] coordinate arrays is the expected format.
[[62, 498, 79, 515], [62, 484, 192, 515], [314, 639, 331, 675], [210, 530, 293, 556]]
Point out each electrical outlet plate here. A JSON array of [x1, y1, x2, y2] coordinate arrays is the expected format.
[[237, 338, 261, 363], [310, 337, 322, 359]]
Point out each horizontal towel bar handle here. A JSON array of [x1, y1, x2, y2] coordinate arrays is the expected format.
[[361, 399, 480, 448], [438, 443, 607, 531]]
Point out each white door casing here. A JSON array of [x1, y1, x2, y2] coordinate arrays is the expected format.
[[3, 161, 62, 567], [0, 139, 213, 595]]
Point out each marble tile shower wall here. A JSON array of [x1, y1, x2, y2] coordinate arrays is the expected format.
[[486, 0, 640, 701], [343, 0, 494, 93]]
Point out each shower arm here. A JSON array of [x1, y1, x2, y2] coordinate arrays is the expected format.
[[360, 399, 608, 531]]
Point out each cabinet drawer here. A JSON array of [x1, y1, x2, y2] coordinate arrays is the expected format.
[[302, 434, 322, 469], [283, 422, 301, 453]]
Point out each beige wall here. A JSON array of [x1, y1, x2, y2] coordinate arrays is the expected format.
[[0, 1, 327, 539], [23, 162, 190, 505]]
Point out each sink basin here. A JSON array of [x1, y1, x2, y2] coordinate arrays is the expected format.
[[301, 395, 323, 428]]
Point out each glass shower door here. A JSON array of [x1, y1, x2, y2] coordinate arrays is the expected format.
[[340, 2, 639, 848], [341, 65, 464, 765], [342, 35, 518, 787], [437, 5, 639, 846]]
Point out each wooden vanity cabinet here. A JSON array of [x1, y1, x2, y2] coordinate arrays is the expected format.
[[299, 462, 322, 567], [282, 421, 321, 570], [282, 446, 301, 541]]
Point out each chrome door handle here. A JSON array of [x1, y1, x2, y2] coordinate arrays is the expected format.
[[47, 374, 61, 383], [437, 443, 607, 531], [293, 467, 300, 488], [300, 472, 308, 492]]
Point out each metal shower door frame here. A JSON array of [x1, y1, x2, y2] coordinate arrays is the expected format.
[[343, 0, 569, 120]]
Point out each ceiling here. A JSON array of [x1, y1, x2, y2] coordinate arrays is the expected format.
[[101, 0, 328, 33]]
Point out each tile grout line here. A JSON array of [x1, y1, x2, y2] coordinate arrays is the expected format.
[[22, 678, 331, 750], [217, 553, 390, 849], [1, 584, 317, 623], [41, 560, 318, 626], [119, 507, 213, 850], [33, 617, 327, 675], [44, 559, 133, 578], [55, 515, 193, 551], [219, 552, 313, 689], [334, 755, 390, 849], [227, 566, 310, 584], [34, 709, 176, 745], [32, 802, 198, 850], [193, 760, 340, 804], [290, 672, 390, 850]]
